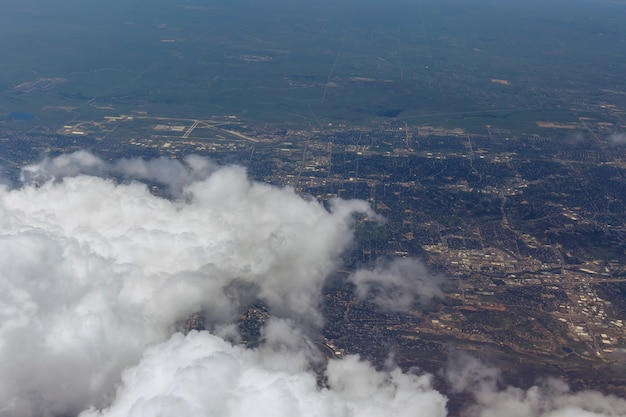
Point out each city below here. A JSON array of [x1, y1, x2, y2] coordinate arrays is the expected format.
[[2, 105, 625, 403]]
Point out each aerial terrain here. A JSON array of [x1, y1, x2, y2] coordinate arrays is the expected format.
[[1, 0, 625, 416]]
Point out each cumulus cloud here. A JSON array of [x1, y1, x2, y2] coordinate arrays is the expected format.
[[606, 131, 626, 146], [12, 157, 373, 324], [444, 353, 626, 417], [79, 331, 448, 417], [348, 257, 444, 311], [0, 152, 375, 416]]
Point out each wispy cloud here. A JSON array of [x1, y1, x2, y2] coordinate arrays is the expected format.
[[606, 131, 626, 146], [349, 257, 444, 311], [1, 152, 374, 416], [444, 352, 626, 417]]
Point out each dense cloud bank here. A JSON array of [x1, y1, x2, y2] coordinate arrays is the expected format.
[[0, 152, 624, 417], [1, 152, 375, 416]]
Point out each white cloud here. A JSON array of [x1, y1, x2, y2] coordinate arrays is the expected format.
[[79, 331, 448, 417], [348, 257, 444, 311], [19, 150, 107, 183], [19, 151, 219, 197], [444, 353, 626, 417], [258, 317, 323, 372], [0, 152, 374, 416]]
